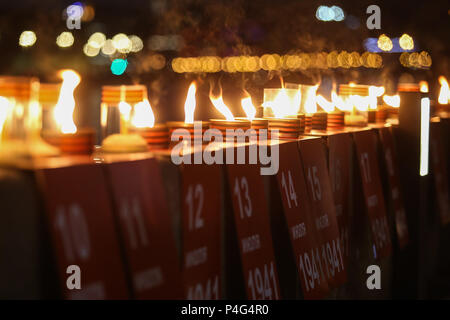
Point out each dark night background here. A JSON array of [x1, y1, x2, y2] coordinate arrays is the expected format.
[[0, 0, 448, 137]]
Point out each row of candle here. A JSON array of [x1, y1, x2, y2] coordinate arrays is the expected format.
[[0, 70, 449, 158]]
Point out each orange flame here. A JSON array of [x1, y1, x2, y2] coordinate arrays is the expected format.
[[419, 81, 429, 93], [263, 88, 301, 118], [241, 91, 256, 121], [53, 70, 80, 134], [184, 82, 196, 124], [438, 76, 450, 104], [209, 87, 234, 120]]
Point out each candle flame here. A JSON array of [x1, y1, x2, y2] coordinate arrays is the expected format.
[[241, 91, 256, 121], [131, 99, 155, 128], [263, 88, 301, 118], [184, 82, 196, 124], [419, 81, 429, 93], [54, 70, 80, 134], [383, 94, 400, 108], [438, 76, 450, 104], [209, 91, 234, 121]]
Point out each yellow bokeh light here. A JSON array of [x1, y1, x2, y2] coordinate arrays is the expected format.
[[112, 33, 132, 53], [88, 32, 106, 49], [129, 35, 144, 52], [101, 39, 116, 56], [377, 34, 393, 52], [399, 34, 414, 51], [419, 51, 432, 67], [56, 31, 74, 48], [19, 31, 37, 47], [83, 43, 100, 57]]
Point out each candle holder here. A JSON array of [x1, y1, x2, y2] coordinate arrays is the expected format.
[[39, 82, 95, 155], [100, 85, 147, 139], [297, 113, 306, 133], [235, 117, 269, 141], [42, 128, 95, 155], [0, 76, 59, 159], [304, 114, 312, 132], [209, 119, 251, 142], [312, 111, 328, 131], [130, 124, 170, 150], [375, 107, 388, 124], [100, 85, 151, 153], [327, 111, 345, 130], [339, 83, 370, 127], [166, 121, 209, 147], [267, 117, 302, 140]]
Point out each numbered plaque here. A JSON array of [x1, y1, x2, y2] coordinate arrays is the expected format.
[[298, 138, 347, 288], [353, 130, 392, 258], [430, 122, 450, 225], [181, 163, 222, 299], [105, 158, 183, 299], [36, 163, 129, 299], [276, 141, 330, 299], [378, 127, 409, 248], [226, 151, 281, 300], [327, 133, 353, 262]]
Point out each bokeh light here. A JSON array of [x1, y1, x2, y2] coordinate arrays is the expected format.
[[56, 31, 74, 48], [19, 31, 37, 47], [377, 34, 393, 52], [111, 59, 128, 75], [112, 33, 132, 53], [129, 35, 144, 52], [88, 32, 106, 49], [83, 43, 100, 57], [399, 34, 414, 51], [101, 39, 116, 56]]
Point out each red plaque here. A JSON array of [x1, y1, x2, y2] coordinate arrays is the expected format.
[[226, 147, 281, 300], [276, 141, 330, 299], [105, 158, 183, 299], [378, 127, 409, 248], [298, 138, 347, 288], [36, 163, 129, 299], [327, 133, 353, 262], [353, 130, 392, 258], [430, 122, 450, 225], [181, 163, 222, 299]]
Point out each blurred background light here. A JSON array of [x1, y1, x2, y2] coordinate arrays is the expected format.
[[129, 35, 144, 52], [111, 58, 128, 75], [56, 31, 74, 48], [377, 34, 393, 52], [399, 33, 414, 51], [88, 32, 106, 49], [316, 5, 344, 21], [83, 43, 100, 57], [101, 39, 116, 56], [19, 31, 37, 47], [331, 6, 345, 21], [112, 33, 132, 53]]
